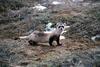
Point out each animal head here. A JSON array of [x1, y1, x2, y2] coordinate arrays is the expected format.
[[56, 23, 66, 31]]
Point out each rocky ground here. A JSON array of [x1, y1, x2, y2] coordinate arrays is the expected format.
[[0, 0, 100, 67]]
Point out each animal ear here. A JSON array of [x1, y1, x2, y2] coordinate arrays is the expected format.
[[64, 23, 66, 26], [56, 23, 60, 27], [57, 22, 60, 25]]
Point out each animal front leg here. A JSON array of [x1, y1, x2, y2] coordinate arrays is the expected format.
[[49, 37, 54, 46], [56, 36, 62, 46]]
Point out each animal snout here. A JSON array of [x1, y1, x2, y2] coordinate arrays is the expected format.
[[60, 28, 63, 30]]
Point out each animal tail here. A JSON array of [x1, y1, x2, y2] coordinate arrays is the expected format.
[[14, 36, 28, 40], [19, 36, 28, 39]]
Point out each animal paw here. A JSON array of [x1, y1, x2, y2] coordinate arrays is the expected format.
[[28, 40, 37, 46]]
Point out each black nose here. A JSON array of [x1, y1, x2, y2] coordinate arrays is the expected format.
[[60, 28, 63, 30]]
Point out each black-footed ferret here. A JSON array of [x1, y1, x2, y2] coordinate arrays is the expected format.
[[15, 23, 67, 46]]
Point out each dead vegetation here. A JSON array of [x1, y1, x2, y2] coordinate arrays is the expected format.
[[0, 0, 100, 67]]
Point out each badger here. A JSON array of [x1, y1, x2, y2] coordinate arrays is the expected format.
[[15, 23, 68, 46]]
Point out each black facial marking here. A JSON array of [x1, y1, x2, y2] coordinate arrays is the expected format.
[[58, 26, 64, 28]]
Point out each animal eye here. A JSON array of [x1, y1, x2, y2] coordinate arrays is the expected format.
[[58, 26, 60, 28], [62, 26, 64, 28], [58, 26, 64, 28]]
